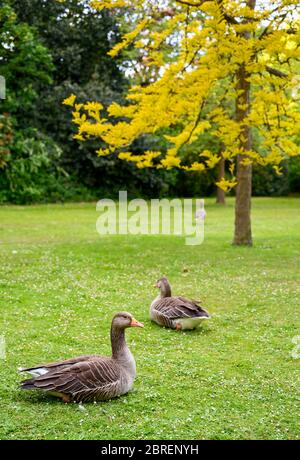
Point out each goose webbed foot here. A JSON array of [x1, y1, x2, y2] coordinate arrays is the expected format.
[[61, 393, 71, 404]]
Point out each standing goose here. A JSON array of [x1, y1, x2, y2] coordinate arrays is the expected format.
[[20, 312, 144, 403], [150, 277, 210, 330]]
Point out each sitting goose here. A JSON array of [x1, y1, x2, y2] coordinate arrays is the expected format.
[[20, 312, 144, 403], [150, 277, 210, 330]]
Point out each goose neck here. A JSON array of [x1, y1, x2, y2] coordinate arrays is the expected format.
[[111, 326, 127, 359], [110, 325, 136, 378], [160, 284, 171, 298]]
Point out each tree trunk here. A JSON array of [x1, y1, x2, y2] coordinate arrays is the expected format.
[[234, 155, 252, 245], [216, 156, 226, 204], [233, 0, 255, 246], [233, 65, 253, 246]]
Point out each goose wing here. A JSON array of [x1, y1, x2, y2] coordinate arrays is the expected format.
[[21, 356, 122, 401], [154, 296, 209, 319], [19, 355, 98, 375]]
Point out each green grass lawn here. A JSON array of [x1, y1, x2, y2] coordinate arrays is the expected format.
[[0, 197, 299, 440]]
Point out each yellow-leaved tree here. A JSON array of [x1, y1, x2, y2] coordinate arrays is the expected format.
[[64, 0, 300, 245]]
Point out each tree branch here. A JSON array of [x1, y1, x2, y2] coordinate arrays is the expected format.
[[222, 13, 239, 24], [287, 28, 297, 34], [175, 0, 210, 7], [215, 0, 239, 25], [259, 11, 292, 40], [266, 66, 288, 78]]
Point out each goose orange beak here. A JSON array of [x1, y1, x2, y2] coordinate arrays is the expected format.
[[153, 283, 159, 288], [130, 318, 144, 328]]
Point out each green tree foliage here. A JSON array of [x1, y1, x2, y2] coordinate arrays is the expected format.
[[0, 2, 63, 203], [0, 3, 53, 114]]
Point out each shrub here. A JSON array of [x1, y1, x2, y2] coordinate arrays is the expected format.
[[288, 157, 300, 194], [0, 129, 66, 204], [252, 163, 289, 197]]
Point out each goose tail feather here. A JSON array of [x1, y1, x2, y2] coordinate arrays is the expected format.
[[20, 378, 37, 390]]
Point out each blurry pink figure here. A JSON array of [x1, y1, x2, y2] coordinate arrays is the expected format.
[[195, 207, 206, 221]]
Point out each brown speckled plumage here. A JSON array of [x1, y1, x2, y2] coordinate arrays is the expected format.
[[150, 277, 210, 330], [20, 312, 143, 403]]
